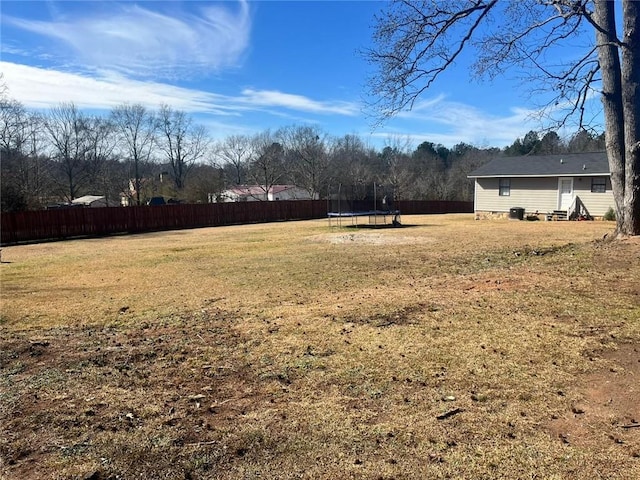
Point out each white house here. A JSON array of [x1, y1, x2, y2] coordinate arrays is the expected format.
[[215, 185, 316, 203], [467, 152, 615, 219]]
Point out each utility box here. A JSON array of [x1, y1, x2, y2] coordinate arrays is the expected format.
[[509, 207, 525, 220]]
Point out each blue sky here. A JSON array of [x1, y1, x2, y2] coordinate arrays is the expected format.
[[0, 0, 602, 150]]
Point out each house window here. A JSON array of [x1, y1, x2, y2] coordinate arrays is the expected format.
[[499, 178, 511, 196], [591, 177, 606, 193]]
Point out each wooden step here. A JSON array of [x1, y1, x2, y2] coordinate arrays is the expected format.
[[552, 210, 568, 220]]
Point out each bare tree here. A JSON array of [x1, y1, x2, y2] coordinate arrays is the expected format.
[[157, 104, 210, 191], [213, 134, 252, 186], [84, 116, 119, 204], [366, 0, 639, 236], [21, 113, 50, 208], [0, 98, 28, 154], [1, 98, 51, 210], [379, 137, 414, 200], [246, 131, 286, 200], [111, 104, 156, 206], [328, 134, 377, 197], [43, 102, 91, 201], [278, 125, 329, 199]]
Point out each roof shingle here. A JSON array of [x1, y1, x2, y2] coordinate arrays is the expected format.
[[468, 152, 609, 178]]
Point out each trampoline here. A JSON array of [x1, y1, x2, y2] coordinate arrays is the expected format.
[[327, 183, 401, 227], [327, 210, 401, 227]]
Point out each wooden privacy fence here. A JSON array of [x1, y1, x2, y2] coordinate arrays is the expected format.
[[396, 200, 472, 215], [1, 200, 472, 245], [1, 201, 326, 245]]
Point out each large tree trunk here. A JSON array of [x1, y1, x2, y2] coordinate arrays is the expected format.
[[621, 0, 640, 235], [594, 1, 627, 233]]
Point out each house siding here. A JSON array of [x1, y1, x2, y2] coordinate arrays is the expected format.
[[475, 177, 558, 213], [267, 187, 314, 201], [475, 176, 615, 216], [572, 176, 615, 216]]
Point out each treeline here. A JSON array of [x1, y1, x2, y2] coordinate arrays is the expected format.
[[1, 95, 605, 212]]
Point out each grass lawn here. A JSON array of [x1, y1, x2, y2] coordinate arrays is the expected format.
[[1, 214, 639, 479]]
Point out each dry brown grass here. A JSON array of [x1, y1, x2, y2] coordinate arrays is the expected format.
[[1, 214, 639, 479]]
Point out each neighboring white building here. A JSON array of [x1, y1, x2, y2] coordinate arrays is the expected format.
[[215, 185, 317, 203], [71, 195, 119, 208]]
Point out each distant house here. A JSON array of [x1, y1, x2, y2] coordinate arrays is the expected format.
[[467, 152, 614, 219], [71, 195, 119, 208], [215, 185, 316, 203]]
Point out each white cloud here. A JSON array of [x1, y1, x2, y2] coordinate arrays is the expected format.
[[0, 44, 32, 56], [1, 62, 361, 120], [2, 59, 548, 149], [239, 89, 360, 116], [1, 62, 231, 113], [4, 1, 252, 79], [382, 97, 541, 147]]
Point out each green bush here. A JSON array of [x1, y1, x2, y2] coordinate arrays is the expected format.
[[603, 207, 616, 221]]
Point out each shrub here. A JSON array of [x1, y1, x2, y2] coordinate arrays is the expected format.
[[603, 207, 616, 221]]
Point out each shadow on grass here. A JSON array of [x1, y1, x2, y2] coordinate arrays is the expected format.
[[344, 223, 420, 229]]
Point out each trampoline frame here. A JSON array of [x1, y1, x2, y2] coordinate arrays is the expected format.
[[326, 183, 401, 227]]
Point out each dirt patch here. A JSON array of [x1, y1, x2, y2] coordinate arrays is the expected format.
[[308, 232, 434, 245], [548, 342, 640, 457]]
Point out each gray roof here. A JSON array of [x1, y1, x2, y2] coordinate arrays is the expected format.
[[468, 152, 609, 178]]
